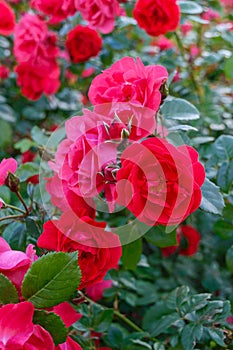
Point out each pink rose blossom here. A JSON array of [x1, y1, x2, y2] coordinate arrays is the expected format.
[[151, 36, 175, 51], [82, 67, 95, 78], [0, 237, 37, 290], [88, 57, 168, 111], [86, 280, 112, 301], [14, 14, 59, 69], [52, 302, 82, 327], [202, 8, 220, 21], [0, 302, 55, 349], [220, 0, 233, 9], [180, 22, 192, 36], [31, 0, 77, 24], [56, 336, 83, 350], [75, 0, 122, 34], [0, 158, 17, 186], [47, 103, 156, 213]]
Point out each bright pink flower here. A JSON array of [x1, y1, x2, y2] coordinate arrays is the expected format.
[[47, 103, 156, 213], [86, 280, 112, 301], [15, 62, 60, 100], [88, 57, 168, 112], [227, 316, 233, 324], [75, 0, 122, 34], [180, 22, 192, 36], [116, 138, 205, 226], [82, 67, 95, 78], [0, 65, 10, 79], [56, 336, 82, 350], [202, 8, 220, 21], [37, 217, 122, 289], [0, 237, 36, 290], [0, 0, 15, 36], [14, 14, 59, 69], [220, 0, 233, 9], [24, 324, 55, 350], [65, 69, 77, 84], [53, 302, 82, 327], [31, 0, 77, 24], [161, 225, 201, 257], [0, 200, 3, 209], [0, 302, 34, 348], [0, 158, 17, 186], [151, 36, 175, 51], [190, 45, 200, 58], [133, 0, 180, 37]]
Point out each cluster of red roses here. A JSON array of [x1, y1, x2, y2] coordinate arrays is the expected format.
[[0, 0, 181, 100]]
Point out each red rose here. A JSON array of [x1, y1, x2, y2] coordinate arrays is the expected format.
[[15, 62, 60, 100], [0, 0, 15, 36], [116, 138, 205, 226], [133, 0, 180, 37], [37, 216, 122, 289], [0, 65, 10, 79], [22, 150, 39, 184], [161, 225, 201, 257], [66, 25, 102, 63]]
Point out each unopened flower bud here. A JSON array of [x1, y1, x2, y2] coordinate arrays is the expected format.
[[5, 172, 20, 193], [121, 128, 130, 140], [159, 81, 169, 104]]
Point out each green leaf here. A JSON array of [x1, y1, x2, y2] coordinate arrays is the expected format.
[[22, 107, 46, 121], [178, 1, 203, 14], [14, 139, 35, 153], [107, 326, 124, 347], [16, 163, 39, 182], [0, 119, 12, 147], [214, 221, 233, 239], [214, 135, 233, 161], [226, 246, 233, 274], [0, 104, 15, 122], [122, 238, 142, 270], [161, 98, 200, 121], [0, 273, 19, 304], [93, 309, 114, 332], [22, 252, 81, 308], [153, 344, 165, 350], [208, 328, 226, 347], [168, 125, 198, 132], [25, 218, 41, 240], [217, 160, 233, 192], [145, 226, 177, 248], [2, 222, 26, 251], [181, 324, 203, 350], [149, 313, 180, 337], [33, 310, 68, 345], [224, 55, 233, 79], [31, 126, 49, 146], [200, 179, 225, 215]]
